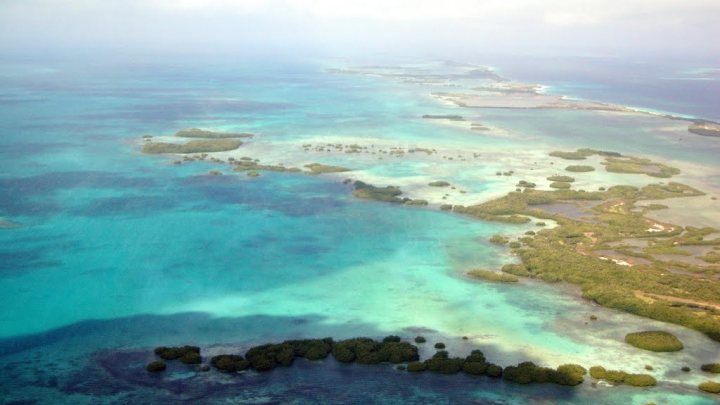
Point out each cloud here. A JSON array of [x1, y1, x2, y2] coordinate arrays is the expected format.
[[0, 0, 718, 58]]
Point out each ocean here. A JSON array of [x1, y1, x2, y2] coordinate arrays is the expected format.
[[0, 55, 718, 404]]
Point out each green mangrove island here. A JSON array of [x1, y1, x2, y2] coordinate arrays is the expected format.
[[449, 180, 720, 342], [175, 128, 255, 139], [624, 331, 684, 352], [142, 336, 718, 392], [145, 337, 599, 388], [142, 139, 244, 154], [565, 165, 595, 173]]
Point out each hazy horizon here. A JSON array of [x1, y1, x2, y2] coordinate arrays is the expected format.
[[2, 0, 719, 62]]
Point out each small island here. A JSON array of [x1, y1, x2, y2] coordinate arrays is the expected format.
[[688, 121, 720, 138], [142, 139, 243, 154], [304, 163, 352, 174], [565, 165, 595, 173], [175, 128, 255, 139], [624, 331, 684, 352]]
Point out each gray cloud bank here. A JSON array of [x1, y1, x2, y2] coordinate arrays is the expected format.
[[1, 0, 718, 61]]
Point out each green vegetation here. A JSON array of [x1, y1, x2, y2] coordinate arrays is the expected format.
[[146, 361, 166, 372], [604, 156, 680, 178], [453, 182, 720, 342], [502, 362, 587, 386], [486, 364, 503, 377], [142, 139, 243, 154], [701, 252, 720, 263], [547, 175, 575, 183], [245, 343, 296, 370], [428, 181, 451, 187], [180, 351, 202, 364], [516, 180, 536, 188], [154, 345, 200, 361], [149, 346, 201, 371], [625, 331, 684, 352], [352, 181, 405, 203], [550, 150, 593, 160], [175, 128, 254, 139], [232, 159, 299, 174], [589, 366, 656, 387], [702, 363, 720, 373], [468, 269, 519, 283], [699, 381, 720, 394], [565, 165, 595, 173], [425, 351, 465, 374], [304, 163, 352, 174], [489, 234, 510, 245], [414, 336, 426, 344], [211, 355, 250, 372], [550, 182, 572, 189], [331, 337, 419, 364], [406, 361, 427, 372], [434, 342, 446, 349]]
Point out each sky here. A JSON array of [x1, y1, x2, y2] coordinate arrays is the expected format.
[[1, 0, 719, 61]]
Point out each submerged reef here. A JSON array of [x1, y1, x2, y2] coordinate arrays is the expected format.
[[0, 218, 21, 229], [624, 331, 684, 352], [467, 269, 519, 283], [142, 139, 243, 154], [421, 114, 464, 121], [489, 234, 510, 245]]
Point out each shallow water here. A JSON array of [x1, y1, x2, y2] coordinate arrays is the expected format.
[[1, 58, 719, 403]]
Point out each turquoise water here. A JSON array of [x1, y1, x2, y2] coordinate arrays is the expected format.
[[1, 59, 718, 403]]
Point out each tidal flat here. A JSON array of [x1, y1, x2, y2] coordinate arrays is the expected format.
[[2, 59, 720, 403]]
